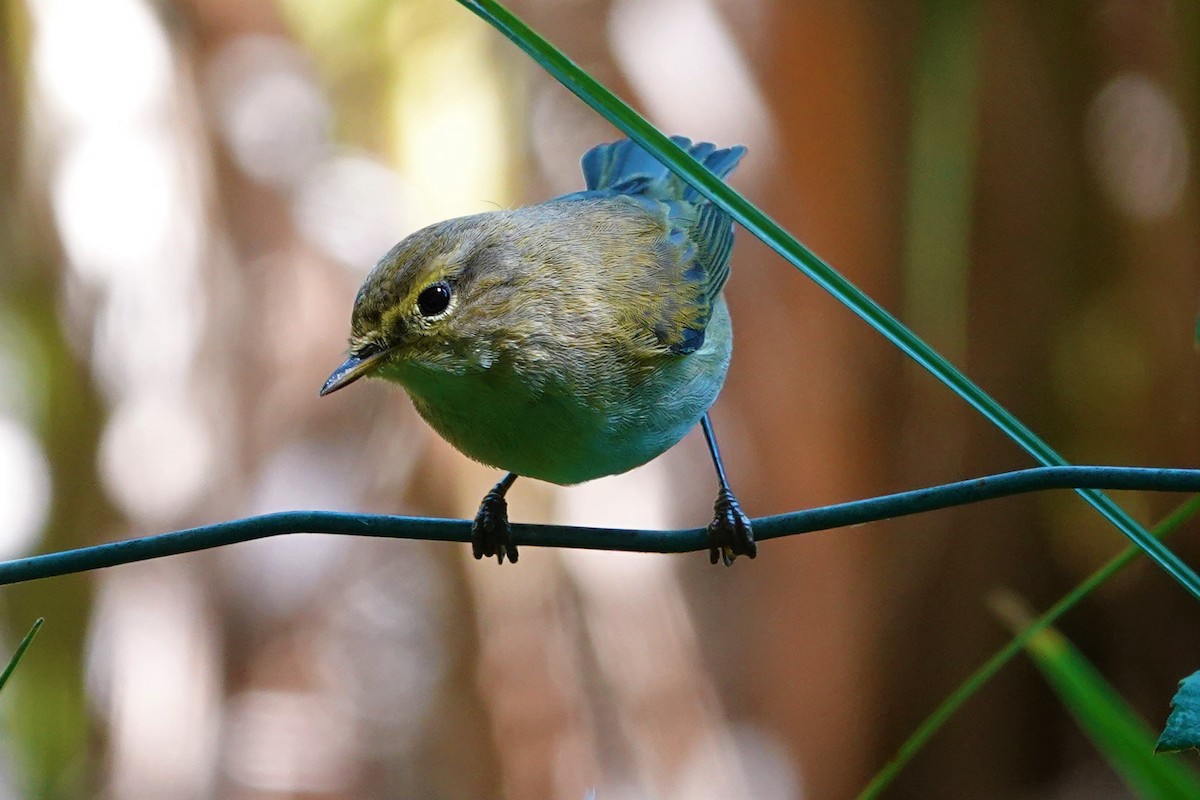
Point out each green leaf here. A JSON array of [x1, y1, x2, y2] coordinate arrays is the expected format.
[[453, 0, 1200, 602], [994, 595, 1200, 799], [0, 618, 43, 693], [1158, 671, 1200, 754]]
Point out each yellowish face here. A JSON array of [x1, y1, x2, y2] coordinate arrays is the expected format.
[[321, 217, 495, 395]]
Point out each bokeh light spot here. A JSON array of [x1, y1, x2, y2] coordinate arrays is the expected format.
[[0, 416, 53, 560], [205, 35, 332, 190], [54, 128, 179, 284], [291, 154, 410, 270], [1087, 73, 1189, 220], [31, 0, 171, 126], [97, 394, 214, 524]]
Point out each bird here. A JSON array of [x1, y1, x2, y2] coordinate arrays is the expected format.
[[320, 136, 755, 566]]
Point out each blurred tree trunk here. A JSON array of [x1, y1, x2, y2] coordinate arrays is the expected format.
[[0, 1, 115, 796], [718, 5, 907, 798], [879, 4, 1075, 794]]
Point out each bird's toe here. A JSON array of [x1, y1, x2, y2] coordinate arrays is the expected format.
[[472, 488, 518, 564], [706, 487, 756, 566]]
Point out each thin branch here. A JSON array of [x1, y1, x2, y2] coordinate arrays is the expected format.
[[2, 466, 1198, 587]]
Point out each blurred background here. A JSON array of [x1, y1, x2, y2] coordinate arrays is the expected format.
[[1, 0, 1199, 797]]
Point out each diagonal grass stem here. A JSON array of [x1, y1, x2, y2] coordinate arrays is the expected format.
[[453, 0, 1200, 602], [857, 494, 1200, 799]]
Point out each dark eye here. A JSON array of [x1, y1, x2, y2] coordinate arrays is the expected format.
[[416, 281, 452, 318]]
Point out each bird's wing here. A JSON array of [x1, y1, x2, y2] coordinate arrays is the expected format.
[[548, 192, 729, 356], [574, 137, 744, 355], [646, 196, 734, 355]]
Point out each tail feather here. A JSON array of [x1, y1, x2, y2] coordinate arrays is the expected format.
[[581, 136, 746, 203]]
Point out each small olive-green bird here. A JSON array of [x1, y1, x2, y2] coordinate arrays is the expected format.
[[321, 136, 755, 565]]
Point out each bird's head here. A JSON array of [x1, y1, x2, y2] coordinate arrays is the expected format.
[[320, 214, 515, 396]]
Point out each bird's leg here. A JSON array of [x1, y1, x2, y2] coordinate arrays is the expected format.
[[472, 472, 519, 564], [701, 414, 756, 566]]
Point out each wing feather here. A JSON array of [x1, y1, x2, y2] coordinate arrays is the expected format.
[[570, 137, 746, 355]]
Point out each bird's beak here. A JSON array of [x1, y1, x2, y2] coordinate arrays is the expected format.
[[319, 349, 390, 396]]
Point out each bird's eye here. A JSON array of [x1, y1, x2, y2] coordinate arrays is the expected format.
[[416, 281, 453, 318]]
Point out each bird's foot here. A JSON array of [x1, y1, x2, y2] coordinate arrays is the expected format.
[[472, 485, 518, 564], [707, 486, 756, 566]]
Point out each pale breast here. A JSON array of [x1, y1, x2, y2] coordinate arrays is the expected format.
[[402, 297, 732, 485]]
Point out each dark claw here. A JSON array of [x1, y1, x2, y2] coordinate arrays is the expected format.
[[706, 486, 756, 566], [472, 487, 518, 564]]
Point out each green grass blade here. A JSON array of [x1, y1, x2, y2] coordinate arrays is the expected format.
[[903, 0, 982, 360], [454, 0, 1200, 602], [0, 618, 44, 693], [858, 495, 1200, 799], [993, 594, 1200, 799]]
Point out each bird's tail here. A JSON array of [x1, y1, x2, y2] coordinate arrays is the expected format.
[[581, 136, 746, 204]]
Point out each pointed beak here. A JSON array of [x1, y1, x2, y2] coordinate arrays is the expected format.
[[319, 349, 390, 396]]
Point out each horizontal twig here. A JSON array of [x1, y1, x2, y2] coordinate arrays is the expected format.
[[1, 466, 1197, 587]]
